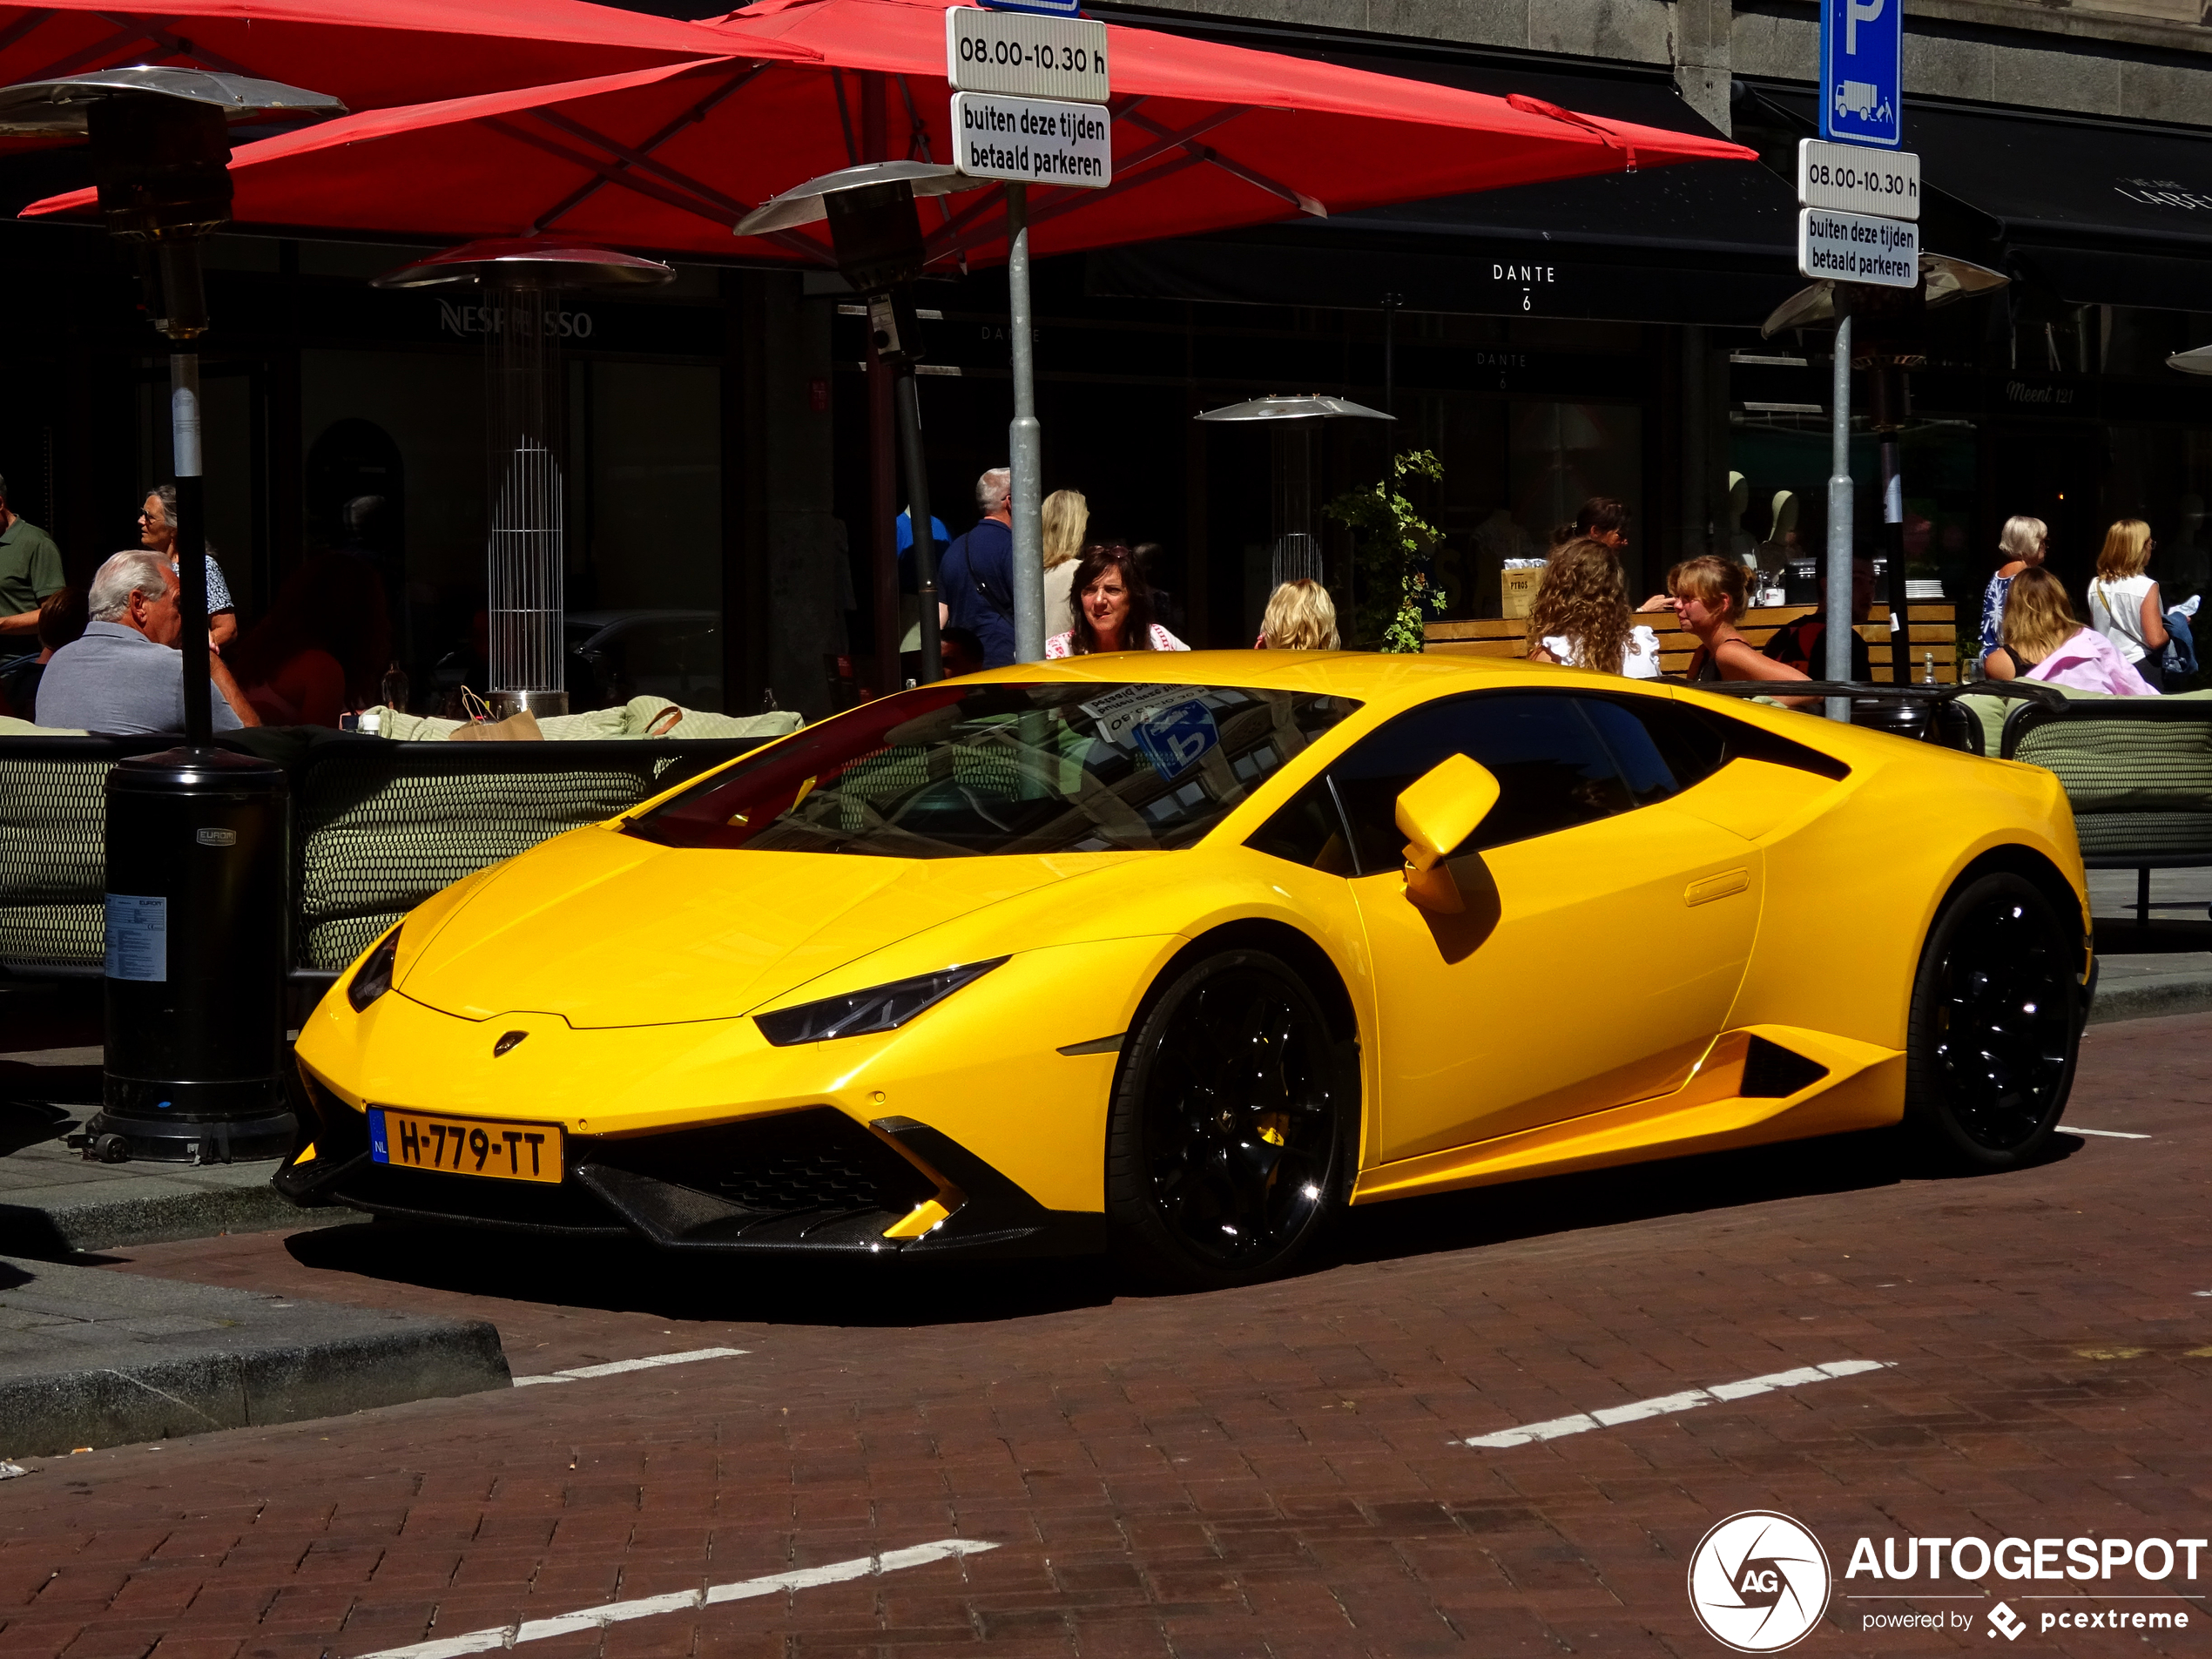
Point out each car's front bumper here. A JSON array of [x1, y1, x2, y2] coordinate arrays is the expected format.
[[277, 1075, 1106, 1260]]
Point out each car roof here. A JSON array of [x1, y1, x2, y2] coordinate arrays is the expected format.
[[961, 649, 1595, 708]]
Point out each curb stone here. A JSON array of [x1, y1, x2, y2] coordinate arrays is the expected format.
[[0, 1253, 510, 1458]]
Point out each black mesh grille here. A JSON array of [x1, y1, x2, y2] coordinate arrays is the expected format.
[[590, 1108, 937, 1219]]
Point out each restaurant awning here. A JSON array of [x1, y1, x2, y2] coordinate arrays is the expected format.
[[1087, 30, 1802, 325], [1740, 84, 2212, 312]]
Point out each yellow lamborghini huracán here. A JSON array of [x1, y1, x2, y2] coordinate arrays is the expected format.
[[281, 654, 2090, 1287]]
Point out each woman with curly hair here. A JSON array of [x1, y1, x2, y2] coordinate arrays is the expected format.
[[1525, 537, 1662, 678]]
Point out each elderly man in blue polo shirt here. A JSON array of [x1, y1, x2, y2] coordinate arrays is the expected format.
[[37, 550, 260, 734]]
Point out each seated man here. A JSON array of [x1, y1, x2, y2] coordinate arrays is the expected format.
[[37, 550, 260, 734], [1763, 555, 1875, 681]]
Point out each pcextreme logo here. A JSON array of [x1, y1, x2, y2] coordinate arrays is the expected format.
[[1686, 1514, 2207, 1648], [1688, 1512, 1833, 1652]]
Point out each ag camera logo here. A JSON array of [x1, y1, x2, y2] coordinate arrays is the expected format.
[[1689, 1511, 1832, 1652]]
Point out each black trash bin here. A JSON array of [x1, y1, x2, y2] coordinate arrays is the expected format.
[[84, 746, 293, 1163]]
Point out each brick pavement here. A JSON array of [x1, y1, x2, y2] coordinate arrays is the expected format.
[[1, 1013, 2209, 1658]]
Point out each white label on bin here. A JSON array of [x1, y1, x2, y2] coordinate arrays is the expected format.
[[105, 894, 167, 982]]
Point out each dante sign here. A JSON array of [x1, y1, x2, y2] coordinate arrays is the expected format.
[[951, 91, 1112, 187], [1797, 206, 1919, 287]]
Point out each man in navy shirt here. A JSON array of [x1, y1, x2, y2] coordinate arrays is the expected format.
[[938, 468, 1017, 669]]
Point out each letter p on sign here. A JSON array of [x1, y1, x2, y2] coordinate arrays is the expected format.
[[1845, 0, 1883, 54]]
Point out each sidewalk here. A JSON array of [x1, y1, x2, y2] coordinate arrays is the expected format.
[[2082, 867, 2212, 1024], [0, 1049, 364, 1256], [0, 1251, 510, 1459]]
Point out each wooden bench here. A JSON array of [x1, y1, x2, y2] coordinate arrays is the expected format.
[[1426, 603, 1961, 683]]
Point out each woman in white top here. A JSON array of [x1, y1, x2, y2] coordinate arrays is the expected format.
[[1039, 489, 1088, 638], [2087, 518, 2168, 691], [1044, 543, 1191, 657], [1523, 537, 1662, 678]]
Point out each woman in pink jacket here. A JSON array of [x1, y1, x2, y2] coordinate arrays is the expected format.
[[1982, 568, 2157, 695]]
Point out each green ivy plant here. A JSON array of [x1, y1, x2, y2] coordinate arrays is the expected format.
[[1324, 449, 1447, 653]]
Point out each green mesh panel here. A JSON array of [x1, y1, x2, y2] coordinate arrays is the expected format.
[[0, 903, 105, 967], [1, 742, 746, 974], [2073, 812, 2212, 860], [0, 757, 111, 906], [293, 752, 697, 971], [2012, 719, 2212, 813]]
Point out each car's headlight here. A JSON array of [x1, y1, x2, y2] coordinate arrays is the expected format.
[[347, 927, 401, 1013], [754, 957, 1008, 1047]]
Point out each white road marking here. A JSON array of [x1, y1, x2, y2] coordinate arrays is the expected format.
[[1459, 1359, 1892, 1448], [510, 1346, 749, 1386], [2067, 1127, 2152, 1140], [350, 1538, 998, 1658]]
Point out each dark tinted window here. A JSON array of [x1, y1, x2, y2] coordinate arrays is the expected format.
[[627, 679, 1361, 859], [1246, 775, 1355, 873], [1580, 697, 1730, 806], [1329, 693, 1637, 874]]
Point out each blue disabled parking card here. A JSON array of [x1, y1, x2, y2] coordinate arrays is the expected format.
[[1132, 699, 1218, 778]]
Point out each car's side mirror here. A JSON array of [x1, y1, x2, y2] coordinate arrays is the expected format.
[[1394, 753, 1501, 913]]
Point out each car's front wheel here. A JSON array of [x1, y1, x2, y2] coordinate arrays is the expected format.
[[1106, 948, 1352, 1290], [1905, 871, 2083, 1172]]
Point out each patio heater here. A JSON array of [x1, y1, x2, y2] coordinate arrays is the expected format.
[[1195, 394, 1394, 605], [0, 66, 342, 1163], [742, 163, 986, 685], [376, 240, 674, 718]]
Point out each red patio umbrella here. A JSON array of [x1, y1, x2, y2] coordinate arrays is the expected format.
[[27, 0, 1751, 263], [0, 0, 778, 129], [22, 0, 1755, 680]]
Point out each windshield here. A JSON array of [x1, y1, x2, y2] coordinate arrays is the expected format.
[[626, 681, 1362, 859]]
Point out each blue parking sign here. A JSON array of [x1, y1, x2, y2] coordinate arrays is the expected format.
[[1819, 0, 1901, 149]]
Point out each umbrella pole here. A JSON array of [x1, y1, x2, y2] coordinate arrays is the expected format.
[[169, 347, 213, 749], [1006, 182, 1046, 663], [895, 365, 942, 684]]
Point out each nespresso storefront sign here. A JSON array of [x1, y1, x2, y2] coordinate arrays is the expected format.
[[438, 301, 597, 340]]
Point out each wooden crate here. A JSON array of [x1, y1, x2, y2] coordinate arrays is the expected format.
[[1426, 604, 1959, 685]]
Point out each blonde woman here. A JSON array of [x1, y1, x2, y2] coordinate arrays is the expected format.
[[1525, 537, 1661, 678], [2087, 518, 2168, 690], [1040, 489, 1089, 638], [1985, 566, 2155, 694], [1258, 578, 1339, 650], [1669, 555, 1813, 701], [1979, 515, 2047, 657]]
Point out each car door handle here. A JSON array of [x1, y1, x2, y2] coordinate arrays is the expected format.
[[1684, 869, 1751, 907]]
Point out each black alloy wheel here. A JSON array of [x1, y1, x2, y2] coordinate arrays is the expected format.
[[1905, 871, 2083, 1172], [1106, 948, 1350, 1290]]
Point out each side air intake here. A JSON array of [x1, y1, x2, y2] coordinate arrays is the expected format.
[[1740, 1036, 1831, 1099]]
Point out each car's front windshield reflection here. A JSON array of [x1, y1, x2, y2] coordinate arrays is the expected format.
[[625, 681, 1361, 859]]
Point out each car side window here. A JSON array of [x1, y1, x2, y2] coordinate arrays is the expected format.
[[1580, 697, 1728, 806], [1325, 693, 1638, 874], [1245, 774, 1356, 874]]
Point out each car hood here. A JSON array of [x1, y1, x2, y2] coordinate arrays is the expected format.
[[395, 826, 1138, 1028]]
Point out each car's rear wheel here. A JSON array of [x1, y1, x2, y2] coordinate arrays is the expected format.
[[1905, 871, 2082, 1172], [1106, 948, 1351, 1290]]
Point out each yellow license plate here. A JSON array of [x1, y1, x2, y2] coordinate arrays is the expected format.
[[369, 1108, 563, 1184]]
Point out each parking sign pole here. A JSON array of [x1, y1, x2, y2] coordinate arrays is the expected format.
[[1006, 180, 1046, 663], [1825, 307, 1854, 723]]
